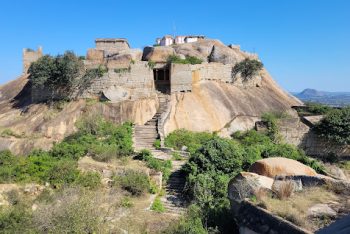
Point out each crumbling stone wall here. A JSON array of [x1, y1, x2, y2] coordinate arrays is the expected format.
[[80, 61, 156, 101], [278, 118, 310, 146], [86, 49, 104, 63], [95, 39, 130, 56], [277, 117, 350, 159], [170, 63, 262, 93], [230, 200, 311, 234], [23, 47, 43, 74], [301, 132, 350, 158], [170, 64, 193, 92]]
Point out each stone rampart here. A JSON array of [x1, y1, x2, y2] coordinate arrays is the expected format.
[[277, 117, 350, 159], [80, 61, 156, 101], [170, 63, 262, 93], [23, 47, 43, 74], [230, 200, 311, 234]]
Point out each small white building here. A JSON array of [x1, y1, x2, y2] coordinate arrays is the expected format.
[[175, 36, 186, 44], [184, 35, 205, 43], [160, 35, 174, 46], [156, 35, 206, 46]]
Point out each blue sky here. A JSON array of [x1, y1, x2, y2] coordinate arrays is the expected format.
[[0, 0, 349, 92]]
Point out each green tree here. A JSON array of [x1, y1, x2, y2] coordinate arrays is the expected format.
[[232, 58, 263, 80], [314, 107, 350, 144], [28, 51, 84, 102]]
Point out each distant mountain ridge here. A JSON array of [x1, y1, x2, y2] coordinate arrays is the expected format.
[[292, 89, 350, 107]]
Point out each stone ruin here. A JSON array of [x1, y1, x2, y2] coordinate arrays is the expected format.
[[24, 37, 263, 103], [23, 47, 43, 74]]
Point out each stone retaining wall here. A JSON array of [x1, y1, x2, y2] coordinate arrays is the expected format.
[[277, 117, 350, 159], [170, 63, 262, 93], [80, 61, 156, 101], [230, 200, 312, 234]]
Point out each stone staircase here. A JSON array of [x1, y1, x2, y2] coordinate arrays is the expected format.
[[133, 94, 168, 151], [133, 93, 188, 215], [161, 160, 188, 215]]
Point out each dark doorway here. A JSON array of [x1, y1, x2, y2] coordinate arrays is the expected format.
[[153, 68, 170, 94]]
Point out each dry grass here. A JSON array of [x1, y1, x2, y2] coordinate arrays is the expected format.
[[253, 186, 338, 231], [338, 161, 350, 180], [272, 180, 294, 199]]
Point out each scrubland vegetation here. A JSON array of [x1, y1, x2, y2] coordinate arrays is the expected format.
[[0, 115, 168, 233], [167, 55, 203, 65], [164, 123, 325, 233], [232, 58, 263, 80], [314, 106, 350, 144], [0, 108, 347, 233]]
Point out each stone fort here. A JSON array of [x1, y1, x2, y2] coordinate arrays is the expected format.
[[24, 37, 261, 102]]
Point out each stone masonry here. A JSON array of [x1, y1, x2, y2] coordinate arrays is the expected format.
[[23, 47, 43, 74]]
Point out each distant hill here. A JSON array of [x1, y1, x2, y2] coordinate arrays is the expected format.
[[292, 89, 350, 107]]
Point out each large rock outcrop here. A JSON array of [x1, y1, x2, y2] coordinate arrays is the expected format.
[[142, 46, 175, 63], [249, 157, 317, 178], [164, 68, 302, 136], [0, 76, 158, 155]]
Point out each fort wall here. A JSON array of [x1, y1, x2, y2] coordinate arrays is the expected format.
[[23, 47, 43, 74]]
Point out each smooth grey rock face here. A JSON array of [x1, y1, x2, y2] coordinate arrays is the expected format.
[[308, 203, 337, 218], [142, 46, 175, 62], [102, 86, 130, 102], [209, 45, 244, 64]]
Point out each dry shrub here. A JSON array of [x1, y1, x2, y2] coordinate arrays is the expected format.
[[33, 187, 115, 233], [276, 207, 306, 227], [273, 180, 294, 200], [325, 181, 350, 195], [254, 188, 268, 201]]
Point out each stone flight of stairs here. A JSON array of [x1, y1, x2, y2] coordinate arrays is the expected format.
[[133, 93, 188, 215]]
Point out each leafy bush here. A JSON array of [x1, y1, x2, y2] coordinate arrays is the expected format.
[[135, 150, 172, 181], [165, 129, 214, 154], [167, 55, 203, 65], [0, 203, 35, 233], [232, 58, 263, 80], [179, 128, 325, 232], [183, 137, 244, 232], [162, 205, 207, 234], [75, 171, 101, 189], [261, 112, 281, 142], [303, 102, 333, 115], [45, 159, 80, 188], [113, 170, 150, 196], [28, 51, 84, 102], [314, 107, 350, 144], [0, 118, 133, 186], [151, 196, 165, 212], [153, 139, 161, 149], [233, 130, 325, 173]]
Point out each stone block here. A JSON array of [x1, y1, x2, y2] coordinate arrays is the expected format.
[[86, 49, 104, 62]]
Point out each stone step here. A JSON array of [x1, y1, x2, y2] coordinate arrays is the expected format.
[[134, 136, 157, 138], [134, 132, 158, 136], [134, 130, 157, 134], [134, 135, 157, 139], [134, 126, 157, 130], [163, 204, 187, 212]]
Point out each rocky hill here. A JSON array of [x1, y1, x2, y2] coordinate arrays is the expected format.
[[0, 38, 302, 154], [293, 88, 350, 107]]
